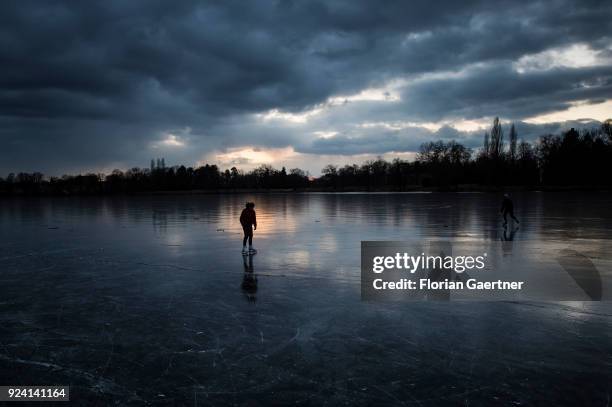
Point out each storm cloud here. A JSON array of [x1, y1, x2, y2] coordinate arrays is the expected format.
[[1, 0, 611, 174]]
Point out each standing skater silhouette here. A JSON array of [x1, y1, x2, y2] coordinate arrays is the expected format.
[[240, 202, 257, 254], [501, 193, 519, 228]]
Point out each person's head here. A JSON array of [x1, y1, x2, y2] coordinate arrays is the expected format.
[[246, 202, 255, 209], [504, 193, 510, 198]]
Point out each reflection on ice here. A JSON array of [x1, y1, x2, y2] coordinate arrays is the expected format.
[[241, 254, 257, 302]]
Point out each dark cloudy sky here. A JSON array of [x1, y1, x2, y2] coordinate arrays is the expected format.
[[1, 0, 611, 175]]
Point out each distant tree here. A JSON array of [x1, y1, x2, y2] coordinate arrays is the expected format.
[[489, 117, 504, 159], [230, 167, 239, 178], [518, 140, 534, 161], [289, 168, 306, 177], [321, 164, 338, 188], [369, 157, 388, 186], [176, 165, 188, 189], [483, 132, 490, 158], [417, 141, 446, 163], [509, 123, 518, 161], [280, 166, 288, 187], [287, 168, 309, 188], [322, 164, 337, 177], [602, 119, 612, 141], [448, 140, 471, 164], [417, 140, 472, 186]]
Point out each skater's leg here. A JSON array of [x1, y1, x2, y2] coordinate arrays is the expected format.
[[246, 226, 256, 253], [242, 226, 252, 253], [503, 211, 508, 226], [510, 211, 519, 223]]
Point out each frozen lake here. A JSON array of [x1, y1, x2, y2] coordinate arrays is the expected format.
[[1, 192, 611, 405]]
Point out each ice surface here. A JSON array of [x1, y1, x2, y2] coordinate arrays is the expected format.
[[0, 192, 610, 405]]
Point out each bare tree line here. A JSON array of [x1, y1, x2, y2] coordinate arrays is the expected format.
[[1, 118, 611, 195]]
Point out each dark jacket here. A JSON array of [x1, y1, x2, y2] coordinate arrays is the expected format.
[[240, 208, 257, 228], [501, 198, 514, 213]]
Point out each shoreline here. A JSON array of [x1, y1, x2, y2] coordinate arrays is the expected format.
[[2, 184, 612, 197]]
